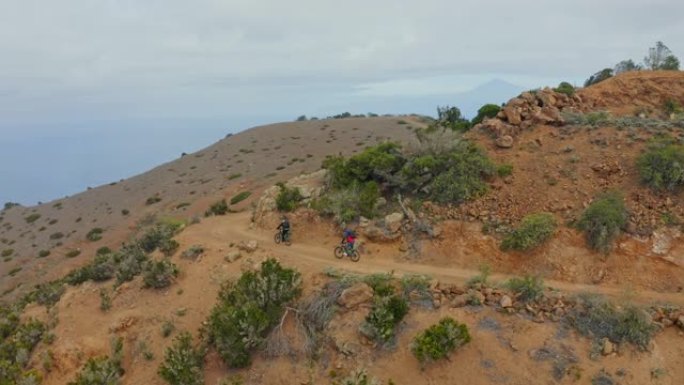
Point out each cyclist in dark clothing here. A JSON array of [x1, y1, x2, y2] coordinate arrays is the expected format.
[[277, 216, 291, 241]]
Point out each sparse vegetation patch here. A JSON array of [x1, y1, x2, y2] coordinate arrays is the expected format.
[[577, 192, 627, 253], [501, 212, 557, 251]]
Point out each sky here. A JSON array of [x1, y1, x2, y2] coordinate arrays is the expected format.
[[1, 0, 683, 205]]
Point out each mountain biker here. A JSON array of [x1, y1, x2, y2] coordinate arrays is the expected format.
[[342, 228, 356, 255], [277, 216, 291, 241]]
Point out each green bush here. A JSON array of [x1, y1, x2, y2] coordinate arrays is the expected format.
[[49, 232, 64, 240], [114, 244, 150, 285], [362, 295, 409, 344], [496, 164, 513, 177], [577, 192, 627, 253], [0, 316, 46, 384], [159, 239, 180, 257], [207, 259, 301, 368], [411, 317, 471, 365], [275, 184, 303, 212], [553, 81, 575, 96], [137, 223, 181, 253], [1, 249, 13, 257], [505, 276, 544, 303], [96, 247, 112, 256], [567, 295, 656, 349], [31, 281, 66, 307], [143, 259, 179, 289], [65, 249, 81, 258], [68, 337, 124, 385], [24, 214, 41, 224], [501, 212, 557, 251], [637, 139, 684, 191], [230, 191, 252, 205], [158, 332, 205, 385], [38, 250, 50, 258], [205, 199, 228, 216], [471, 104, 501, 125], [146, 195, 162, 205], [86, 228, 104, 242], [319, 140, 495, 220]]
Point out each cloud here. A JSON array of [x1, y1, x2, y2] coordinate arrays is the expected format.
[[0, 0, 682, 129]]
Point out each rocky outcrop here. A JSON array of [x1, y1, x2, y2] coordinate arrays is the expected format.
[[337, 283, 374, 309], [475, 87, 582, 148], [253, 169, 327, 224]]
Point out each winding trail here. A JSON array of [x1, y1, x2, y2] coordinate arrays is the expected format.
[[195, 212, 684, 306]]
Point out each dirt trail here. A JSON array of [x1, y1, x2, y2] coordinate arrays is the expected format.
[[195, 212, 684, 306]]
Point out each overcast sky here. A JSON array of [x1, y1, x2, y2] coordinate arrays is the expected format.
[[1, 0, 682, 204]]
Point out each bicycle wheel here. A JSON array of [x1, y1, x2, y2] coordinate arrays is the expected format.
[[334, 246, 345, 259], [349, 250, 361, 262], [274, 232, 282, 244]]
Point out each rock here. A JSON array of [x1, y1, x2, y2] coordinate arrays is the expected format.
[[359, 216, 371, 228], [500, 295, 513, 308], [678, 315, 684, 329], [375, 197, 387, 208], [495, 135, 514, 148], [238, 240, 259, 253], [537, 90, 557, 107], [533, 106, 564, 125], [503, 106, 522, 125], [471, 291, 486, 305], [432, 298, 442, 309], [450, 294, 469, 308], [652, 228, 681, 256], [479, 118, 517, 138], [361, 225, 401, 242], [337, 283, 374, 309], [602, 338, 614, 355], [384, 212, 404, 233], [225, 250, 242, 262]]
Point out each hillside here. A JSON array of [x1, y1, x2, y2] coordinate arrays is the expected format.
[[0, 116, 423, 300], [2, 71, 684, 385]]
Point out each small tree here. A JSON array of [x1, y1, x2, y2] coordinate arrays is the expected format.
[[614, 59, 641, 74], [295, 115, 307, 122], [644, 41, 680, 70], [436, 105, 471, 131], [471, 104, 501, 125], [553, 82, 575, 96], [584, 68, 613, 87]]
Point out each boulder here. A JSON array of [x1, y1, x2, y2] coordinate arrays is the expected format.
[[225, 250, 242, 262], [359, 216, 371, 228], [601, 338, 614, 355], [238, 240, 259, 253], [533, 106, 564, 126], [384, 212, 404, 233], [337, 283, 374, 309], [450, 294, 469, 308], [495, 135, 514, 149], [503, 106, 522, 125], [500, 295, 513, 308], [537, 90, 558, 107], [360, 225, 401, 242]]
